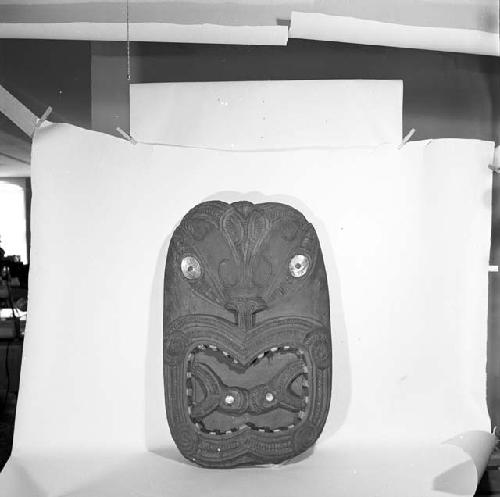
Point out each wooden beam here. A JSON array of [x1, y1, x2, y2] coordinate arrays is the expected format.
[[0, 84, 38, 138]]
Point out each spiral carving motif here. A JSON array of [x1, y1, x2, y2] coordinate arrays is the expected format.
[[165, 333, 189, 365], [174, 424, 199, 457], [293, 422, 318, 453], [305, 329, 332, 370]]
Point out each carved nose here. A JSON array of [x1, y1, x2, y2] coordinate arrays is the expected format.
[[225, 297, 267, 331]]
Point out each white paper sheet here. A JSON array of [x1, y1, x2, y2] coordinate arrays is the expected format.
[[130, 23, 288, 44], [289, 12, 500, 57], [0, 22, 128, 41], [0, 22, 288, 44], [0, 121, 494, 496], [130, 81, 403, 148]]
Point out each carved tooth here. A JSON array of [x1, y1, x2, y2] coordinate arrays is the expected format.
[[257, 352, 265, 360], [284, 345, 290, 350], [186, 389, 192, 396], [187, 353, 193, 360], [273, 429, 281, 433], [186, 372, 192, 378], [209, 431, 217, 436], [222, 351, 229, 357], [302, 380, 309, 387], [270, 347, 278, 353], [258, 428, 266, 433], [298, 411, 305, 419], [197, 345, 205, 350], [188, 406, 192, 414], [304, 396, 309, 404], [195, 423, 202, 430], [208, 345, 217, 350], [238, 425, 246, 431], [233, 358, 238, 364], [225, 430, 232, 435], [288, 424, 295, 429], [303, 366, 309, 373]]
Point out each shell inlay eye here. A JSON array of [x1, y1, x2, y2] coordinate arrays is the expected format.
[[181, 256, 202, 279], [289, 254, 310, 278]]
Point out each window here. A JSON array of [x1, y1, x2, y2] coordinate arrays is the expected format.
[[0, 179, 28, 263]]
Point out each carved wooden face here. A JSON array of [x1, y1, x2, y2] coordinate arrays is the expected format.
[[164, 201, 331, 468]]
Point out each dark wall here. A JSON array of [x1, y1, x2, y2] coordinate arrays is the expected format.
[[1, 39, 498, 141], [0, 39, 91, 140], [0, 40, 91, 263]]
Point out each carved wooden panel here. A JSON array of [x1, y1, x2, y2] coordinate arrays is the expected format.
[[163, 201, 331, 468]]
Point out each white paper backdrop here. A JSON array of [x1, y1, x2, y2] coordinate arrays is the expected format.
[[0, 120, 494, 496], [0, 79, 495, 496]]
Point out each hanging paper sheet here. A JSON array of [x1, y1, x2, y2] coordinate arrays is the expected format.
[[130, 80, 403, 149], [289, 11, 500, 57]]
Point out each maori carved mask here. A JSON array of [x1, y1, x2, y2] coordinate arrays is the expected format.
[[164, 201, 332, 468]]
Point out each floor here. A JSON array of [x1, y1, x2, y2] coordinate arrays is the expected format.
[[0, 392, 15, 471], [0, 338, 22, 472], [0, 391, 498, 495]]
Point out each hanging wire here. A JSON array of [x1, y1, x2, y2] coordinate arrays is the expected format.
[[126, 0, 131, 81]]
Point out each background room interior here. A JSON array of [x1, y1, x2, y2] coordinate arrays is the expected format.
[[0, 1, 499, 496]]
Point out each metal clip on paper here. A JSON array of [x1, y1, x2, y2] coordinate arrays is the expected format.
[[33, 106, 53, 133], [398, 128, 416, 149], [488, 147, 500, 173], [116, 127, 137, 145]]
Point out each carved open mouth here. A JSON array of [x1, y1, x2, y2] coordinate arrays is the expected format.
[[186, 345, 309, 435]]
